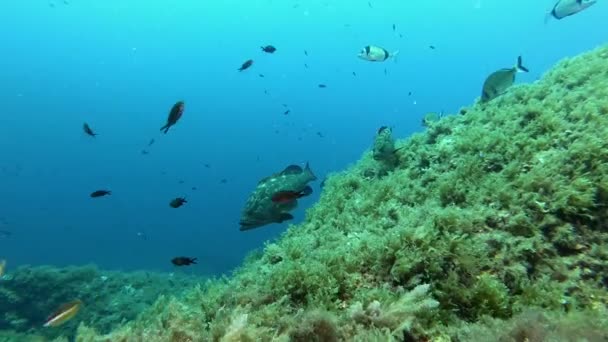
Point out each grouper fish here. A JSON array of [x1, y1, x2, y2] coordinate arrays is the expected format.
[[239, 163, 317, 231]]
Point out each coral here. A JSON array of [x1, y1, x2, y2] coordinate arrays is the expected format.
[[32, 44, 608, 341]]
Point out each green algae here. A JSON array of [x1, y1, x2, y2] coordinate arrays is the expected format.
[[0, 265, 202, 341], [16, 44, 608, 341]]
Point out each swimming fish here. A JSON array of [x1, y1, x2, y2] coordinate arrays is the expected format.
[[481, 56, 529, 102], [44, 300, 82, 327], [0, 259, 6, 278], [318, 84, 327, 88], [83, 123, 97, 137], [169, 197, 187, 208], [357, 45, 399, 62], [238, 59, 254, 71], [547, 0, 596, 21], [261, 45, 276, 53], [90, 190, 111, 198], [271, 186, 313, 204], [171, 256, 197, 266], [160, 101, 185, 134]]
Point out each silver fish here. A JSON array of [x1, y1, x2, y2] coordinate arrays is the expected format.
[[481, 56, 529, 102], [547, 0, 596, 21]]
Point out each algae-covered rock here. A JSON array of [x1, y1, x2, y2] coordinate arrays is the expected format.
[[0, 265, 202, 341], [74, 45, 608, 341]]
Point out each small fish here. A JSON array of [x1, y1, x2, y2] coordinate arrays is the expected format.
[[392, 24, 396, 31], [368, 2, 373, 8], [358, 45, 398, 62], [318, 84, 327, 88], [261, 45, 277, 53], [304, 50, 308, 56], [547, 0, 596, 21], [204, 163, 211, 168], [171, 256, 197, 266], [316, 131, 324, 138], [304, 63, 308, 69], [408, 91, 412, 96], [44, 300, 82, 327], [0, 259, 6, 278], [136, 231, 148, 240], [83, 123, 97, 137], [481, 56, 529, 102], [0, 230, 12, 239], [384, 68, 387, 75], [148, 138, 155, 146], [283, 110, 291, 115], [352, 71, 357, 76], [141, 149, 149, 155], [169, 197, 187, 208], [90, 190, 111, 198], [259, 74, 265, 78], [178, 180, 185, 184], [238, 59, 254, 71], [271, 186, 313, 203], [191, 186, 197, 190], [429, 45, 436, 50], [160, 101, 185, 134], [220, 179, 228, 184], [282, 103, 289, 107], [264, 90, 269, 95]]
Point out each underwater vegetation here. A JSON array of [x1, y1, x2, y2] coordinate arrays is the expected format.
[[66, 43, 608, 342], [0, 264, 202, 341], [3, 43, 606, 342]]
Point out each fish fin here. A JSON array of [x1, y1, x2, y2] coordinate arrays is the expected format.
[[282, 165, 303, 175], [278, 213, 294, 223], [300, 185, 313, 197], [544, 11, 553, 24], [305, 162, 317, 180], [391, 50, 400, 63], [160, 125, 169, 134], [516, 56, 529, 73], [191, 258, 197, 264]]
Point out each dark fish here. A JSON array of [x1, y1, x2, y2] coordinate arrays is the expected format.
[[408, 91, 412, 96], [178, 180, 185, 184], [429, 45, 436, 50], [0, 230, 12, 239], [169, 197, 187, 208], [141, 149, 149, 155], [259, 74, 265, 78], [264, 90, 269, 95], [282, 103, 288, 107], [283, 110, 291, 115], [160, 101, 185, 134], [220, 179, 228, 184], [368, 2, 372, 8], [148, 138, 155, 146], [136, 231, 147, 240], [171, 257, 197, 266], [318, 84, 327, 88], [191, 186, 197, 190], [261, 45, 277, 53], [384, 68, 387, 75], [238, 59, 254, 71], [271, 186, 313, 203], [90, 190, 111, 198], [304, 50, 308, 56], [481, 56, 529, 102], [204, 163, 211, 168], [316, 131, 324, 138], [304, 63, 308, 68], [392, 24, 396, 31], [352, 71, 356, 76], [83, 123, 97, 137]]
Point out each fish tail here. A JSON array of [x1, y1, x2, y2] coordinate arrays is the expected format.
[[391, 50, 400, 63], [516, 56, 529, 73], [160, 125, 169, 134], [544, 11, 553, 25], [305, 162, 317, 180]]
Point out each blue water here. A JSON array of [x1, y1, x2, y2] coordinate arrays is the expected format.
[[0, 0, 606, 276]]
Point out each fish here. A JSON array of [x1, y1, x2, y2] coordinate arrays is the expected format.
[[304, 63, 308, 69], [0, 230, 12, 239], [44, 300, 82, 327], [318, 84, 327, 88], [220, 179, 228, 184], [392, 24, 396, 31], [160, 101, 185, 134], [239, 163, 317, 231], [238, 59, 254, 71], [83, 123, 97, 137], [171, 257, 197, 266], [304, 50, 308, 56], [0, 259, 6, 278], [358, 45, 399, 62], [271, 186, 313, 204], [316, 131, 324, 138], [373, 126, 402, 163], [141, 149, 149, 155], [90, 190, 111, 198], [169, 197, 187, 208], [259, 74, 265, 78], [261, 45, 277, 53], [284, 110, 291, 115], [352, 71, 357, 76], [547, 0, 596, 21], [481, 56, 529, 102], [148, 138, 155, 146], [429, 45, 436, 50]]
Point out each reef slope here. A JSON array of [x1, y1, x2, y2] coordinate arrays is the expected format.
[[75, 45, 608, 341]]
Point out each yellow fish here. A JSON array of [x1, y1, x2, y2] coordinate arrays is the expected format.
[[0, 259, 5, 278], [44, 299, 82, 327]]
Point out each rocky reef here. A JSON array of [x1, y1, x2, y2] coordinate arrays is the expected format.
[[5, 44, 608, 341], [0, 265, 202, 341]]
